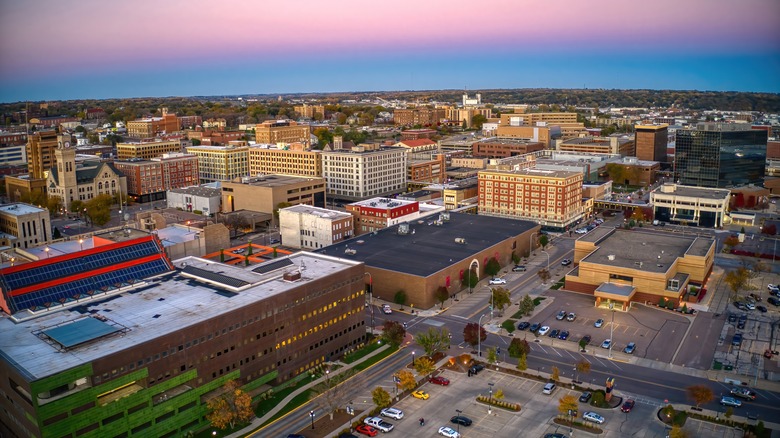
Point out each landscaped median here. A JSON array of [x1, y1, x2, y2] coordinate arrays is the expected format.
[[656, 404, 772, 438], [475, 394, 521, 411]]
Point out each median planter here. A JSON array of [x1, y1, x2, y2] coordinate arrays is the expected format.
[[475, 395, 521, 412]]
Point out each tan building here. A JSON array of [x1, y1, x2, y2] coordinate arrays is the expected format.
[[47, 144, 127, 207], [185, 144, 249, 183], [479, 168, 584, 230], [26, 130, 58, 180], [279, 204, 353, 250], [202, 118, 227, 130], [495, 125, 556, 147], [583, 181, 613, 201], [635, 124, 668, 163], [393, 108, 446, 126], [472, 138, 546, 158], [294, 104, 325, 120], [500, 112, 579, 126], [557, 136, 635, 156], [0, 203, 51, 249], [564, 227, 715, 310], [116, 139, 183, 160], [254, 120, 311, 144], [126, 109, 179, 138], [248, 144, 322, 177], [401, 129, 438, 140], [321, 144, 407, 201], [440, 179, 479, 210], [650, 184, 730, 228], [221, 175, 326, 226]]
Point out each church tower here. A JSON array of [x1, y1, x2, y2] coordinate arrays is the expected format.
[[55, 133, 77, 207]]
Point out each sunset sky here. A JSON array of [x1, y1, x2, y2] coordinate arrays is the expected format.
[[1, 0, 779, 102]]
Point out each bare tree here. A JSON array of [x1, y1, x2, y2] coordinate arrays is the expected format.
[[310, 367, 361, 420]]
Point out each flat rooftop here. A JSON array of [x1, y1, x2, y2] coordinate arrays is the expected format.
[[580, 228, 714, 273], [652, 184, 731, 201], [283, 204, 352, 220], [483, 168, 582, 179], [0, 252, 360, 380], [168, 186, 221, 197], [226, 175, 324, 188], [0, 203, 45, 216], [316, 212, 536, 277], [349, 197, 417, 209]]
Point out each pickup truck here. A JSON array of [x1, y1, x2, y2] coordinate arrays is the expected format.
[[730, 387, 757, 400]]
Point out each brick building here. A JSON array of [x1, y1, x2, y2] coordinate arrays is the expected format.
[[113, 153, 200, 203], [634, 124, 668, 163], [254, 120, 311, 144], [471, 138, 546, 158]]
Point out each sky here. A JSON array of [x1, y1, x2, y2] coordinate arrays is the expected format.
[[1, 0, 779, 102]]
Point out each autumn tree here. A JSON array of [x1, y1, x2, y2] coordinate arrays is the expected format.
[[487, 347, 497, 364], [413, 356, 436, 376], [669, 425, 690, 438], [508, 338, 531, 358], [723, 267, 751, 300], [206, 380, 254, 430], [434, 286, 449, 308], [414, 326, 450, 357], [558, 394, 579, 425], [723, 235, 740, 251], [84, 194, 114, 226], [396, 370, 417, 391], [516, 353, 527, 371], [381, 320, 406, 346], [489, 287, 511, 313], [493, 388, 505, 401], [575, 360, 591, 383], [537, 268, 551, 284], [311, 368, 359, 420], [463, 322, 487, 348], [551, 366, 560, 382], [686, 385, 714, 409], [372, 386, 391, 408]]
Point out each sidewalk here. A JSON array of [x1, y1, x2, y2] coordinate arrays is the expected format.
[[227, 342, 395, 438]]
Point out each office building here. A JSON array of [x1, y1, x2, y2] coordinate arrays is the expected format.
[[221, 175, 326, 225], [650, 183, 730, 228], [166, 185, 222, 216], [185, 144, 249, 183], [46, 141, 127, 208], [26, 130, 59, 179], [117, 139, 183, 160], [126, 109, 180, 138], [478, 168, 584, 230], [321, 144, 407, 201], [254, 120, 311, 144], [674, 123, 767, 188], [634, 124, 668, 163], [393, 108, 446, 126], [346, 197, 443, 236], [294, 104, 325, 120], [279, 205, 354, 249], [0, 203, 51, 249], [471, 138, 545, 158], [0, 232, 365, 438], [113, 153, 200, 203], [248, 144, 323, 178], [556, 136, 635, 156]]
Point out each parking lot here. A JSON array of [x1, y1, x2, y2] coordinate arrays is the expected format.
[[351, 366, 740, 438], [513, 290, 692, 364]]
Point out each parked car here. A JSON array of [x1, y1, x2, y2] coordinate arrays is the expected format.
[[543, 382, 556, 394], [594, 319, 604, 328], [733, 301, 746, 310], [601, 339, 612, 349], [411, 390, 429, 400], [512, 265, 527, 272], [749, 293, 762, 302], [556, 310, 567, 320], [732, 333, 743, 347], [757, 305, 767, 313], [438, 427, 461, 438], [469, 364, 484, 375], [382, 305, 392, 314], [559, 330, 570, 340], [769, 296, 780, 306], [429, 376, 450, 386], [768, 284, 778, 291], [561, 259, 572, 266], [517, 321, 531, 330], [549, 329, 560, 338], [364, 417, 394, 432], [450, 415, 473, 426], [745, 302, 756, 311], [567, 312, 576, 321], [538, 326, 551, 336], [489, 277, 506, 285], [624, 342, 636, 354], [529, 323, 542, 332], [579, 391, 592, 403], [720, 396, 742, 407], [728, 314, 738, 323], [380, 407, 404, 419], [544, 435, 566, 438], [621, 400, 636, 413], [581, 335, 592, 346], [582, 412, 605, 424], [355, 424, 379, 437]]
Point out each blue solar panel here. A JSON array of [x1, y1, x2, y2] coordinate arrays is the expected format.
[[43, 318, 121, 348]]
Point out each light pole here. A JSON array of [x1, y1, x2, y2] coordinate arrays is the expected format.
[[541, 250, 550, 272], [486, 286, 495, 320], [309, 410, 315, 429], [44, 247, 50, 259], [455, 409, 462, 434], [488, 382, 494, 414], [78, 238, 84, 251], [478, 313, 488, 357], [608, 302, 615, 359], [412, 351, 415, 366]]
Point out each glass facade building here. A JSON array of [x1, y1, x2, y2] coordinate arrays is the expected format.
[[674, 123, 767, 188]]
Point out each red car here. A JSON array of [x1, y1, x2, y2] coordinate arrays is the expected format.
[[620, 399, 635, 413], [355, 424, 379, 437], [429, 376, 450, 386]]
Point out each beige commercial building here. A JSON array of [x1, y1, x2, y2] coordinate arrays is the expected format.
[[557, 136, 635, 156], [650, 183, 730, 228], [248, 144, 322, 177], [254, 120, 311, 144], [185, 144, 249, 183], [294, 104, 325, 119], [126, 109, 179, 138], [0, 203, 51, 249], [221, 175, 326, 226], [321, 144, 407, 201], [499, 112, 579, 126], [479, 168, 584, 230], [279, 204, 353, 250], [116, 139, 183, 160]]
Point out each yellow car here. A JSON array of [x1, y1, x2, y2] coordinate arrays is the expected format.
[[412, 390, 429, 400]]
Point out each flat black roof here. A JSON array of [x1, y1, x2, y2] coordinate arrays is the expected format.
[[316, 212, 537, 277]]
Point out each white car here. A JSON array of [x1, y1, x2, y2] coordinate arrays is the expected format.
[[489, 278, 507, 285], [745, 302, 756, 310], [601, 339, 612, 349], [769, 284, 778, 291], [538, 326, 551, 336], [382, 305, 392, 314], [438, 426, 461, 438], [542, 382, 556, 394], [380, 407, 404, 420], [582, 411, 605, 424]]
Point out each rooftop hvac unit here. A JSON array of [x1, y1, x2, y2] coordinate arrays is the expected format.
[[607, 254, 615, 261], [344, 248, 357, 255]]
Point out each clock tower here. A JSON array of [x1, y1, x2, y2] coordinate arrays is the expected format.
[[55, 133, 77, 207]]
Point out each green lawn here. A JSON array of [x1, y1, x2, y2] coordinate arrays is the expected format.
[[343, 338, 383, 364]]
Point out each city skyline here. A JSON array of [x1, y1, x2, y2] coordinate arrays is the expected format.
[[1, 0, 779, 102]]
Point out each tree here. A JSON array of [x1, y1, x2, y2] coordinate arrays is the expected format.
[[311, 368, 359, 420], [434, 286, 449, 308], [84, 194, 114, 226], [724, 267, 751, 300], [485, 257, 501, 276], [381, 321, 406, 346], [490, 287, 511, 313], [414, 327, 450, 357], [508, 338, 530, 358], [52, 227, 62, 239], [465, 267, 479, 290], [372, 386, 391, 408], [394, 290, 407, 306], [551, 366, 560, 382], [206, 380, 254, 430], [539, 234, 549, 249], [517, 353, 527, 371], [762, 223, 777, 236], [723, 235, 740, 250], [463, 322, 487, 348], [396, 370, 416, 391], [686, 385, 714, 409], [575, 360, 591, 383], [471, 114, 487, 129], [487, 347, 497, 364], [558, 394, 578, 424], [519, 294, 535, 316], [537, 268, 551, 284], [220, 249, 225, 262], [414, 356, 436, 376]]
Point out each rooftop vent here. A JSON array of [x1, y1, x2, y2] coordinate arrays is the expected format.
[[283, 271, 301, 282], [607, 254, 615, 261]]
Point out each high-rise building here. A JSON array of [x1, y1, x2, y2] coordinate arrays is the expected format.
[[253, 120, 311, 144], [393, 108, 446, 126], [674, 123, 768, 188], [113, 153, 200, 203], [26, 130, 58, 179], [321, 144, 407, 201], [248, 144, 322, 177], [185, 144, 249, 183], [116, 139, 183, 160], [634, 124, 668, 163], [279, 204, 354, 249]]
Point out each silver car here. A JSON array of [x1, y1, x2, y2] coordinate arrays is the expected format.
[[582, 411, 605, 424]]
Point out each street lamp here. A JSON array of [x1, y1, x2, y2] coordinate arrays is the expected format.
[[78, 238, 84, 251], [44, 247, 50, 259], [455, 409, 463, 434], [488, 382, 494, 414], [309, 410, 315, 429], [412, 351, 415, 366], [478, 313, 488, 358], [608, 302, 615, 359], [541, 250, 550, 272], [486, 286, 495, 320]]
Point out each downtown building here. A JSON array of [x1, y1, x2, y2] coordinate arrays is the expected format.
[[253, 120, 311, 144], [0, 231, 366, 438], [248, 143, 323, 178], [116, 139, 183, 160], [185, 144, 249, 183], [113, 153, 200, 203], [321, 144, 407, 201]]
